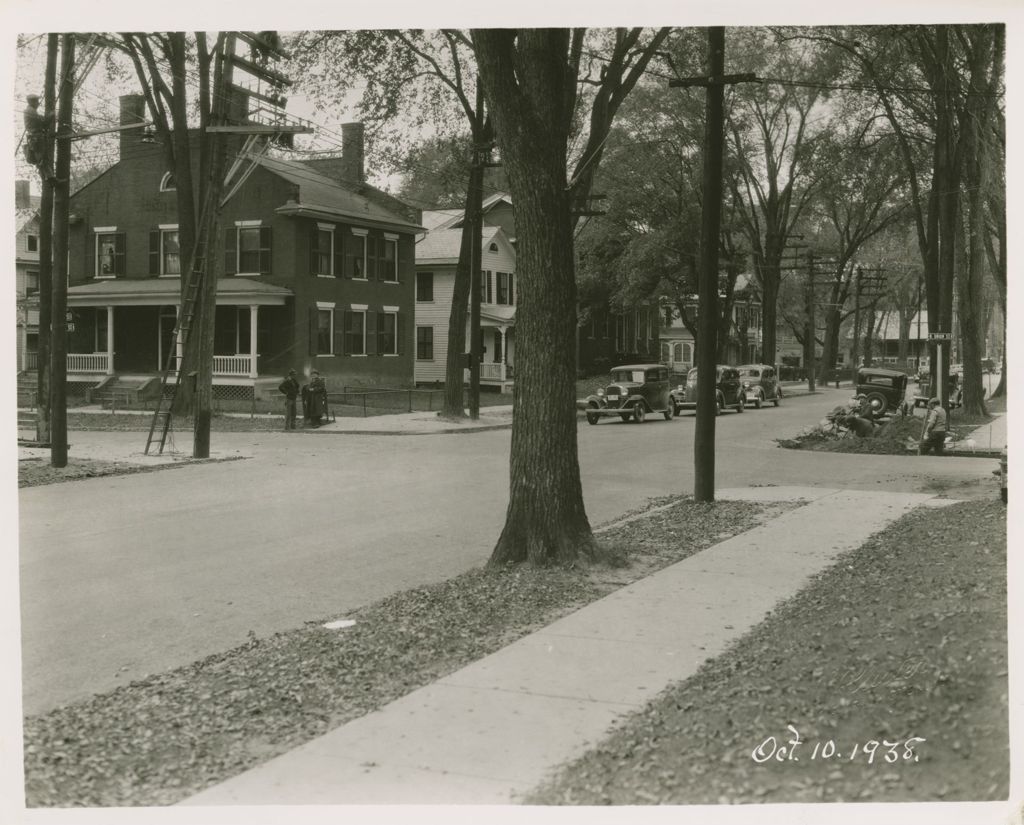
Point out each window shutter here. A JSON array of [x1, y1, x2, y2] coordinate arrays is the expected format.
[[149, 231, 160, 275], [334, 231, 344, 278], [333, 309, 344, 354], [377, 311, 386, 355], [259, 227, 272, 274], [85, 232, 95, 278], [342, 310, 351, 355], [225, 228, 238, 275], [115, 233, 126, 275], [509, 273, 514, 305], [397, 236, 410, 283], [397, 313, 405, 356], [308, 306, 318, 355], [309, 223, 320, 275], [366, 311, 377, 356], [367, 236, 379, 280]]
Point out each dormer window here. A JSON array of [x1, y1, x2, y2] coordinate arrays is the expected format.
[[160, 172, 176, 192], [489, 242, 498, 252]]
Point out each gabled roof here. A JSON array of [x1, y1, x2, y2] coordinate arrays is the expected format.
[[416, 225, 511, 265], [434, 192, 512, 231], [16, 207, 38, 234], [259, 155, 423, 233]]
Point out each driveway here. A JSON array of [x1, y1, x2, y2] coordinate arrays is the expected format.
[[17, 387, 997, 714]]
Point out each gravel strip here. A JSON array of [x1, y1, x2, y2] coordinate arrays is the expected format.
[[17, 455, 247, 488], [22, 497, 793, 807], [526, 498, 1008, 804]]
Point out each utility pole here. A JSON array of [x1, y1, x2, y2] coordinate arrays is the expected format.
[[467, 139, 484, 420], [34, 35, 58, 445], [670, 29, 757, 502], [49, 34, 75, 467], [804, 249, 817, 392], [851, 265, 863, 375]]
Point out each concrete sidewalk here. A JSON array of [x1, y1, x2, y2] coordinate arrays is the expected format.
[[966, 411, 1007, 451], [183, 485, 940, 806]]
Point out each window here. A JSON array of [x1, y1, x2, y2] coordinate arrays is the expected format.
[[417, 272, 434, 302], [480, 270, 493, 304], [96, 232, 126, 277], [238, 226, 269, 273], [417, 326, 433, 360], [345, 310, 366, 355], [496, 272, 514, 305], [160, 172, 176, 192], [25, 269, 39, 296], [382, 236, 398, 282], [317, 309, 333, 354], [313, 224, 334, 276], [27, 234, 38, 252], [351, 232, 367, 278], [149, 228, 180, 276], [379, 311, 398, 355], [489, 242, 498, 252]]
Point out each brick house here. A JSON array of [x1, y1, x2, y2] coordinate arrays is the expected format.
[[61, 94, 421, 401]]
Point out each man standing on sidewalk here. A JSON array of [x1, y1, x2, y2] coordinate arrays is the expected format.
[[279, 369, 300, 430], [918, 397, 947, 455]]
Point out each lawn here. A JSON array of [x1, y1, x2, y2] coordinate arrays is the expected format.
[[527, 498, 1008, 804]]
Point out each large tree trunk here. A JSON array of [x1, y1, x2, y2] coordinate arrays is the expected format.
[[760, 272, 780, 367], [474, 29, 608, 567]]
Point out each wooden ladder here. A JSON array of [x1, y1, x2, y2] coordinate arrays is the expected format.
[[144, 241, 206, 455]]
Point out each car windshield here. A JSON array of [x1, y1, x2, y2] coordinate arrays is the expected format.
[[687, 368, 722, 380], [741, 369, 760, 378], [611, 370, 646, 384]]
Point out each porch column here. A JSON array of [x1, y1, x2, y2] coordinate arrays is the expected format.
[[249, 304, 259, 378], [106, 305, 115, 375], [499, 325, 508, 381], [175, 305, 183, 373]]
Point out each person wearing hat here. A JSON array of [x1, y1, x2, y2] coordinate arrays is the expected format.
[[278, 369, 300, 430], [918, 397, 947, 455], [308, 369, 328, 426]]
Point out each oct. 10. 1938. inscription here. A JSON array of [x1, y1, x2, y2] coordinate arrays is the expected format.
[[751, 725, 926, 765]]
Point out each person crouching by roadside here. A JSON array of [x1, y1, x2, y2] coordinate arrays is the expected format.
[[279, 369, 300, 430], [918, 398, 947, 455]]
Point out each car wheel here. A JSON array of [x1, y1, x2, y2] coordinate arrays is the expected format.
[[633, 401, 646, 423], [753, 392, 762, 410], [736, 396, 744, 413], [663, 404, 674, 421], [715, 395, 724, 416], [865, 391, 889, 415], [586, 406, 600, 425], [773, 393, 781, 407]]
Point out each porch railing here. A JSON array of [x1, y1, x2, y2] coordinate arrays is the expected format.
[[67, 353, 110, 372], [212, 354, 253, 376], [477, 362, 509, 382]]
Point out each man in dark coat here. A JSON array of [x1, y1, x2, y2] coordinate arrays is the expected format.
[[278, 369, 300, 430], [308, 370, 328, 425]]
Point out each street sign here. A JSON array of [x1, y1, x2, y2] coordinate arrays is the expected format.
[[927, 332, 952, 341]]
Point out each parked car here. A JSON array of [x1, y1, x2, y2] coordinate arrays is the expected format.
[[672, 365, 744, 415], [737, 364, 782, 409], [981, 358, 996, 374], [583, 364, 674, 424], [855, 367, 909, 415]]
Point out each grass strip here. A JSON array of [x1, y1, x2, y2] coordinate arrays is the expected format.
[[22, 496, 792, 807], [526, 498, 1008, 804]]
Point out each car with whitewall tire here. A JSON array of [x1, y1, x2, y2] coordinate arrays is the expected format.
[[583, 364, 675, 425], [672, 366, 744, 415]]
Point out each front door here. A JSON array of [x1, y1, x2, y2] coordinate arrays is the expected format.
[[158, 307, 177, 372]]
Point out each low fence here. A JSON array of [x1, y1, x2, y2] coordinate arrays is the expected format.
[[329, 387, 446, 417]]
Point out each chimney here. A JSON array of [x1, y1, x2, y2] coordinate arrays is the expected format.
[[15, 180, 31, 209], [119, 94, 146, 159], [341, 122, 365, 184]]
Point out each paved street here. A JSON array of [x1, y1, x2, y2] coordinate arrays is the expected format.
[[18, 386, 999, 714]]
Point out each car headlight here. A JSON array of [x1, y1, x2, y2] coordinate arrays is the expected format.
[[597, 388, 604, 396], [743, 381, 751, 389]]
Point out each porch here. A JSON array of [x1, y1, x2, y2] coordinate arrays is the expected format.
[[464, 309, 515, 392], [61, 277, 292, 382]]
